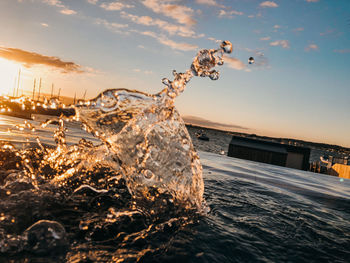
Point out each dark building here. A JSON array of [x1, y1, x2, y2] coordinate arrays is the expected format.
[[228, 136, 310, 170]]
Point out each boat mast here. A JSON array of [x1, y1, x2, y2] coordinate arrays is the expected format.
[[12, 77, 17, 97], [37, 78, 42, 101], [51, 83, 54, 98], [16, 69, 21, 97], [83, 89, 87, 101], [32, 78, 36, 100]]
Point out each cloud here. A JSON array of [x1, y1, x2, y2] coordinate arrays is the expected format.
[[293, 27, 304, 32], [157, 38, 197, 51], [260, 36, 271, 41], [260, 1, 278, 8], [133, 68, 153, 74], [43, 0, 64, 8], [60, 9, 77, 15], [252, 51, 269, 68], [195, 0, 216, 6], [100, 1, 134, 11], [320, 28, 334, 36], [182, 115, 249, 131], [96, 17, 198, 50], [195, 0, 224, 7], [273, 25, 281, 29], [270, 40, 290, 49], [95, 19, 129, 34], [333, 49, 350, 54], [224, 57, 246, 71], [87, 0, 98, 4], [305, 44, 318, 51], [42, 0, 77, 15], [208, 37, 220, 43], [41, 23, 49, 27], [306, 0, 319, 2], [218, 9, 244, 18], [141, 31, 198, 51], [0, 46, 83, 73], [319, 28, 343, 38], [120, 11, 198, 38], [142, 0, 196, 26]]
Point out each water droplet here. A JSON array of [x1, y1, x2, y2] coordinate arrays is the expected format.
[[142, 169, 154, 180], [248, 57, 255, 64], [209, 70, 219, 80], [220, 40, 233, 54], [162, 78, 171, 87]]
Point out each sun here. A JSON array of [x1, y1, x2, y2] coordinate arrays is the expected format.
[[0, 58, 21, 96]]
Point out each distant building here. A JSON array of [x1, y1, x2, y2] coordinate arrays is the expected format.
[[228, 136, 310, 170]]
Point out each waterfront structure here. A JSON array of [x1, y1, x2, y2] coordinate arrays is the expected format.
[[228, 136, 310, 170]]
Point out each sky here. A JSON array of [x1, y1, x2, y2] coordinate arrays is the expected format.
[[0, 0, 349, 147]]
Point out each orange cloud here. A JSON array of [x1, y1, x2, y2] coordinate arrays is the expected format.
[[0, 46, 83, 73], [270, 40, 290, 49], [224, 57, 247, 71], [219, 9, 244, 18], [260, 36, 271, 41], [142, 0, 196, 26], [196, 0, 225, 8], [120, 11, 198, 38], [140, 31, 198, 51], [100, 1, 134, 11], [305, 44, 319, 52], [87, 0, 98, 4], [60, 9, 77, 15], [42, 0, 77, 15], [260, 1, 278, 8]]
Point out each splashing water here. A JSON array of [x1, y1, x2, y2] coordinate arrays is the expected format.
[[0, 41, 233, 260], [45, 40, 233, 209], [1, 41, 233, 209]]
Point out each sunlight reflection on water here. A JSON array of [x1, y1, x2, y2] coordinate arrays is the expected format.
[[0, 115, 98, 147]]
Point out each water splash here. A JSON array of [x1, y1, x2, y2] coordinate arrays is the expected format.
[[161, 40, 232, 99], [0, 41, 235, 261], [66, 40, 233, 209], [1, 41, 233, 210]]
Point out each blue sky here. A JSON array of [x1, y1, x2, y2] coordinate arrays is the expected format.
[[0, 0, 349, 147]]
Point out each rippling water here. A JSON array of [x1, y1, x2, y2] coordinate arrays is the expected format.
[[201, 152, 350, 263], [0, 134, 349, 262]]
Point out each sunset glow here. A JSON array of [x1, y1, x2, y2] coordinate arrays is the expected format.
[[0, 0, 349, 147], [0, 58, 21, 95]]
